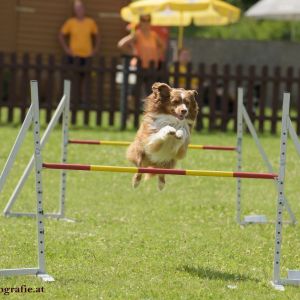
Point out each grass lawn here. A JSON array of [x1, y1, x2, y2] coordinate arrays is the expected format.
[[0, 114, 300, 299]]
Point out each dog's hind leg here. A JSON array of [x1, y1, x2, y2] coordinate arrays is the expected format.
[[132, 173, 142, 188], [158, 175, 165, 191]]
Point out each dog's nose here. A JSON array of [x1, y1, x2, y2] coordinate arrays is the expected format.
[[181, 109, 187, 114]]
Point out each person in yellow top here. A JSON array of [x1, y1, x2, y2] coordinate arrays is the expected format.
[[59, 0, 99, 64], [169, 48, 198, 89]]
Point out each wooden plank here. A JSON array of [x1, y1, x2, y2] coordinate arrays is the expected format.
[[208, 64, 217, 131], [234, 65, 243, 131], [259, 66, 268, 133], [195, 63, 205, 131], [221, 64, 230, 132], [95, 57, 105, 126], [271, 66, 280, 134]]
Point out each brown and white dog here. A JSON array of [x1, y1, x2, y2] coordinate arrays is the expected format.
[[127, 82, 199, 190]]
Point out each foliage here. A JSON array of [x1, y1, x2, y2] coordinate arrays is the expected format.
[[181, 19, 298, 41], [180, 0, 300, 42]]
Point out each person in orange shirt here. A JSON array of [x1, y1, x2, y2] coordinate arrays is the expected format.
[[118, 14, 165, 95], [59, 0, 99, 65]]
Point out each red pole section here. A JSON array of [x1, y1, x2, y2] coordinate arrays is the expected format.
[[69, 139, 101, 145], [233, 171, 277, 179], [43, 163, 91, 171]]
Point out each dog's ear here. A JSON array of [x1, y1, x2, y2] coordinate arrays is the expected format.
[[187, 90, 199, 120], [189, 90, 198, 98], [152, 82, 171, 99]]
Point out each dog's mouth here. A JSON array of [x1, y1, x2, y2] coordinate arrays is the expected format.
[[175, 114, 186, 120]]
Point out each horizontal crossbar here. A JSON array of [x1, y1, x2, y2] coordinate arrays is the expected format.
[[42, 163, 278, 179], [68, 139, 236, 151]]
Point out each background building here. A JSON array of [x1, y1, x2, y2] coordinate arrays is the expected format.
[[0, 0, 130, 57]]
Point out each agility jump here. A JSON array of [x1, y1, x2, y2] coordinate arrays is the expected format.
[[1, 81, 300, 288], [1, 81, 296, 224]]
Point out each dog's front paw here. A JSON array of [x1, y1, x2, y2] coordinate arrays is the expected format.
[[175, 129, 184, 139], [161, 126, 176, 139]]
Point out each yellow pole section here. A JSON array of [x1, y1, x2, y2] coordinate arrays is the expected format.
[[178, 11, 184, 49], [100, 141, 205, 149], [186, 170, 234, 177], [100, 141, 130, 146], [90, 165, 138, 173], [188, 144, 205, 149]]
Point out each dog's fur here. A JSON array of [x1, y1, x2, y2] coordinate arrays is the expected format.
[[127, 82, 199, 190]]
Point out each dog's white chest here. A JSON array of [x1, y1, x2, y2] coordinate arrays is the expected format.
[[146, 114, 190, 163]]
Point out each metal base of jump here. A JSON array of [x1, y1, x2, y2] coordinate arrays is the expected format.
[[242, 214, 268, 224], [0, 268, 54, 282]]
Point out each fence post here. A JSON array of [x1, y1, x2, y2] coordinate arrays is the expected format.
[[0, 52, 3, 122], [221, 64, 230, 131], [120, 55, 130, 130], [96, 56, 105, 126], [297, 69, 300, 135], [234, 65, 243, 131], [109, 57, 118, 126], [196, 63, 205, 131], [45, 54, 55, 123], [247, 65, 255, 122], [8, 53, 17, 123], [259, 66, 268, 133], [209, 64, 217, 131], [271, 66, 281, 134], [19, 53, 30, 122], [134, 59, 142, 129]]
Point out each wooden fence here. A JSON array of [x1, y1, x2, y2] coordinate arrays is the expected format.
[[0, 52, 300, 134]]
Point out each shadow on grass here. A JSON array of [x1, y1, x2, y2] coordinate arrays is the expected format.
[[180, 265, 259, 282]]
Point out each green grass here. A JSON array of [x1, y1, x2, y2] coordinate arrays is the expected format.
[[0, 121, 300, 299]]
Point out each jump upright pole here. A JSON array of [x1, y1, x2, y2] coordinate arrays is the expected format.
[[0, 81, 54, 282]]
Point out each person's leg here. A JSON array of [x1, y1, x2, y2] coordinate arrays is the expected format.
[[78, 57, 89, 104]]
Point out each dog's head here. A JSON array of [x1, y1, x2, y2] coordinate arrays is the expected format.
[[145, 82, 199, 122]]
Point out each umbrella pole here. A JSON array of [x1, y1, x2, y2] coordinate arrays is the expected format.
[[178, 25, 184, 49], [178, 11, 184, 49]]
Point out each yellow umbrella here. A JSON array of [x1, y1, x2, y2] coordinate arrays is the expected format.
[[121, 0, 241, 48]]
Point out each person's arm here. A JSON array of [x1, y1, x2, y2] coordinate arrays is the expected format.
[[58, 32, 73, 56], [156, 34, 165, 60], [91, 20, 100, 56], [91, 33, 100, 56], [117, 34, 136, 56]]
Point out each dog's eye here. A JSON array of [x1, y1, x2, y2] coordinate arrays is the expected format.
[[183, 99, 190, 106], [172, 99, 180, 105]]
